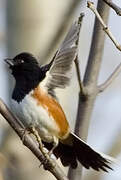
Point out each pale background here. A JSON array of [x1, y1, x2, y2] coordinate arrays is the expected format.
[[0, 0, 121, 180]]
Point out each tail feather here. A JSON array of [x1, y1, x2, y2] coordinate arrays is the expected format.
[[43, 133, 113, 171], [72, 133, 112, 171]]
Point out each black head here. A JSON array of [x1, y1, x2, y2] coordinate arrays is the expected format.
[[5, 52, 42, 83], [5, 52, 39, 70], [5, 52, 47, 102], [13, 52, 39, 65]]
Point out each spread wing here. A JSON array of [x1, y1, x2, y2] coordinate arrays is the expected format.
[[42, 20, 81, 93]]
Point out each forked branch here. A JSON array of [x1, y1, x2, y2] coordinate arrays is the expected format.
[[88, 1, 121, 92], [68, 1, 110, 179], [87, 1, 121, 51]]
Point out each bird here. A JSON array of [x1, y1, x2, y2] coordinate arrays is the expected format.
[[5, 21, 113, 172]]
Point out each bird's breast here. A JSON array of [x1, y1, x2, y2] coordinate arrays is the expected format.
[[11, 85, 70, 141], [31, 86, 70, 139]]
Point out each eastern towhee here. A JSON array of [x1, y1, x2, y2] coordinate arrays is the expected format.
[[5, 20, 112, 172]]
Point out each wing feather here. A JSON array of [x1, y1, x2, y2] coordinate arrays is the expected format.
[[44, 20, 81, 92]]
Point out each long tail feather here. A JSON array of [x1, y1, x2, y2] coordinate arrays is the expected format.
[[71, 133, 113, 171], [43, 133, 115, 172]]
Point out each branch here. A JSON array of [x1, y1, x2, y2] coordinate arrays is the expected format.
[[74, 13, 85, 95], [74, 56, 85, 94], [103, 0, 121, 16], [87, 1, 121, 51], [88, 1, 121, 92], [68, 1, 110, 180], [98, 62, 121, 92], [0, 98, 69, 180]]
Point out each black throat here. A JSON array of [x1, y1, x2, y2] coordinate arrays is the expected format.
[[12, 66, 46, 103]]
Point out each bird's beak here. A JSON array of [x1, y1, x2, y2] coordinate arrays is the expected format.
[[4, 58, 14, 66]]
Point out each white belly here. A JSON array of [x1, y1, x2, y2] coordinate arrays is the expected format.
[[11, 93, 59, 142]]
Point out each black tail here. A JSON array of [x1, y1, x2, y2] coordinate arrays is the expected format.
[[43, 133, 113, 172]]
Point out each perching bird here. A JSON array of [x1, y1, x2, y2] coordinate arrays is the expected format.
[[5, 21, 112, 172]]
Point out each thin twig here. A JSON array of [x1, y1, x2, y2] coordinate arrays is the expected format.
[[74, 13, 85, 95], [0, 98, 69, 180], [74, 56, 85, 94], [87, 1, 121, 51], [76, 13, 85, 46], [98, 62, 121, 92], [88, 1, 121, 92], [103, 0, 121, 16]]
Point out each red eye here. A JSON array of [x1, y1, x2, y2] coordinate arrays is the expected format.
[[17, 59, 24, 64], [21, 59, 24, 63]]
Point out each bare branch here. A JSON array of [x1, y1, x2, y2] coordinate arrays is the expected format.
[[74, 13, 85, 95], [87, 1, 121, 51], [88, 1, 121, 92], [98, 62, 121, 92], [68, 1, 110, 180], [103, 0, 121, 16], [74, 56, 85, 94], [0, 98, 69, 180]]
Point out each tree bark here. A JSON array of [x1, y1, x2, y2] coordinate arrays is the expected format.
[[68, 0, 110, 179]]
